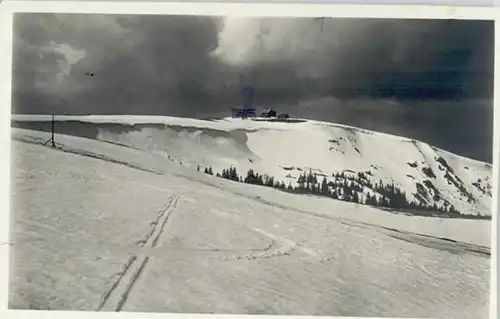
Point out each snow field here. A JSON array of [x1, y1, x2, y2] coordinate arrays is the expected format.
[[8, 125, 492, 318]]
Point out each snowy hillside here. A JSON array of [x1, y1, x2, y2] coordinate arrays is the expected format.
[[12, 114, 493, 217], [9, 127, 491, 317]]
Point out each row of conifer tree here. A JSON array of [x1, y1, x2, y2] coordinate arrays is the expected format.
[[198, 165, 464, 217]]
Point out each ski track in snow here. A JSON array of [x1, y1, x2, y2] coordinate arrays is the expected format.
[[209, 208, 316, 262], [237, 192, 490, 259], [97, 195, 179, 312]]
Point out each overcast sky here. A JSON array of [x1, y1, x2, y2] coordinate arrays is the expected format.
[[11, 13, 494, 162]]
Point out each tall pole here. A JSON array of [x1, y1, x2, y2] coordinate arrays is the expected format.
[[314, 17, 327, 31], [51, 113, 55, 148]]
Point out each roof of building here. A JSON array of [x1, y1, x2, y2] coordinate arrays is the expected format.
[[260, 108, 276, 113]]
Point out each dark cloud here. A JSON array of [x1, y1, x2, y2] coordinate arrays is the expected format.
[[11, 13, 494, 162], [223, 18, 493, 102]]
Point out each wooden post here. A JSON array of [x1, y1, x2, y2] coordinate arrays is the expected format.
[[51, 113, 55, 148]]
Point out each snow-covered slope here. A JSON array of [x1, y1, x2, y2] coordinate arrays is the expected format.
[[12, 114, 493, 217], [9, 127, 491, 317]]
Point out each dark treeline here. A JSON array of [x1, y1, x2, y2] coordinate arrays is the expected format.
[[197, 164, 485, 219]]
